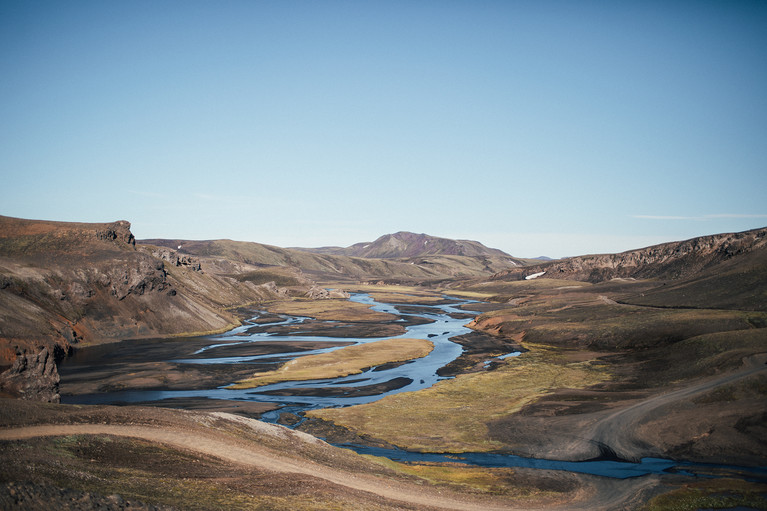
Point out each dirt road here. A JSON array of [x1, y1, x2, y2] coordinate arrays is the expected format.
[[0, 413, 662, 511], [590, 353, 767, 462], [0, 422, 529, 511]]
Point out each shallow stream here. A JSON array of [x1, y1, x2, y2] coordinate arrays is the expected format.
[[60, 293, 767, 482]]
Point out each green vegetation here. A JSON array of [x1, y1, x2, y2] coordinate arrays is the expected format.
[[474, 296, 767, 351], [366, 291, 449, 304], [12, 434, 387, 511], [643, 479, 767, 510], [229, 338, 434, 389], [367, 457, 568, 500], [308, 346, 608, 452], [231, 269, 303, 287], [266, 298, 398, 322]]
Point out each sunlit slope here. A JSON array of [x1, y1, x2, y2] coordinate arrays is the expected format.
[[298, 231, 518, 260], [143, 238, 521, 282], [490, 227, 767, 284]]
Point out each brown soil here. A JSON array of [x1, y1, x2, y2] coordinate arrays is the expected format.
[[0, 399, 630, 511], [487, 354, 767, 465], [58, 338, 355, 396]]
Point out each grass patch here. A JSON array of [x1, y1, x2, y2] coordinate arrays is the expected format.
[[266, 299, 397, 322], [308, 345, 609, 452], [231, 269, 303, 287], [8, 435, 376, 511], [459, 278, 592, 296], [345, 283, 433, 294], [366, 457, 565, 499], [366, 291, 449, 304], [643, 478, 767, 510], [229, 338, 434, 389], [476, 300, 767, 351], [437, 289, 497, 299]]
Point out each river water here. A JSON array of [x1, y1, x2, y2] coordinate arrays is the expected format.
[[60, 293, 767, 482], [61, 293, 476, 412]]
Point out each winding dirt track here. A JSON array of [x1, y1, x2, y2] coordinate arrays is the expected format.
[[0, 420, 661, 511], [7, 356, 761, 509], [0, 423, 526, 511], [590, 353, 767, 461]]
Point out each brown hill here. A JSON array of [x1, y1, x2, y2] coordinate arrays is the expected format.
[[491, 227, 767, 282], [144, 237, 522, 283], [1, 216, 524, 402], [487, 227, 767, 311], [0, 216, 307, 402], [298, 231, 518, 260]]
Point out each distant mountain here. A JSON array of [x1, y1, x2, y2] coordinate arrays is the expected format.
[[146, 236, 523, 282], [298, 231, 515, 260]]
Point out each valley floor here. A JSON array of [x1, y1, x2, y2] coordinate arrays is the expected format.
[[4, 281, 767, 510], [0, 399, 663, 511]]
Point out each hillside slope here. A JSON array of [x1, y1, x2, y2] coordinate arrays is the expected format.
[[300, 231, 517, 260], [145, 237, 521, 283], [0, 216, 303, 402], [491, 227, 767, 282]]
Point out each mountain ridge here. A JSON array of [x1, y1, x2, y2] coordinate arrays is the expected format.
[[295, 231, 516, 260], [490, 226, 767, 284]]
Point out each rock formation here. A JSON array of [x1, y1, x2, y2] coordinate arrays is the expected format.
[[0, 346, 63, 402], [491, 227, 767, 283], [0, 216, 310, 401]]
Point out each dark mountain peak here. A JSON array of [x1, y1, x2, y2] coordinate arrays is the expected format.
[[324, 231, 512, 259]]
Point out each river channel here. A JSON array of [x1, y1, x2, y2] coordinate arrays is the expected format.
[[60, 293, 767, 482], [61, 293, 479, 413]]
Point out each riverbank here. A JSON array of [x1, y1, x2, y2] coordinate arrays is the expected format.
[[52, 285, 767, 509], [0, 399, 608, 511]]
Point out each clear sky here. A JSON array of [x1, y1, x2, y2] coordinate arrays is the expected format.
[[2, 1, 766, 258]]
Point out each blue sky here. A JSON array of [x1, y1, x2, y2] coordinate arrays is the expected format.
[[2, 1, 766, 258]]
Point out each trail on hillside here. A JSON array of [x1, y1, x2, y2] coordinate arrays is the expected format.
[[589, 353, 767, 461], [0, 419, 660, 511], [0, 423, 522, 511]]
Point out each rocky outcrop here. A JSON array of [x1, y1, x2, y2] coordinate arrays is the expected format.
[[0, 346, 62, 402], [95, 221, 135, 247], [0, 216, 137, 256], [491, 227, 767, 283], [304, 286, 351, 300], [0, 216, 301, 402], [152, 248, 202, 271], [104, 259, 171, 300]]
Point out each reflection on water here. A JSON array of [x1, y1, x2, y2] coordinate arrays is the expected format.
[[60, 293, 766, 481], [62, 293, 477, 412]]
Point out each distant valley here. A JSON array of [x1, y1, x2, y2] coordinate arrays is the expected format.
[[1, 214, 766, 510]]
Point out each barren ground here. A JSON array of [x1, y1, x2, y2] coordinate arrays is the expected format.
[[0, 399, 663, 511]]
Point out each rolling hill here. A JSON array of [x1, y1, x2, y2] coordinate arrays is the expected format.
[[144, 235, 523, 283], [487, 226, 767, 311], [299, 231, 517, 259]]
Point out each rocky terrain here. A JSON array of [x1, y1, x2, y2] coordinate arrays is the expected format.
[[145, 235, 521, 283], [3, 216, 767, 510], [1, 217, 524, 403], [491, 226, 767, 284], [0, 216, 316, 402]]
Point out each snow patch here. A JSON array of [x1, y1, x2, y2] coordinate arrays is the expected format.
[[525, 271, 546, 280]]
